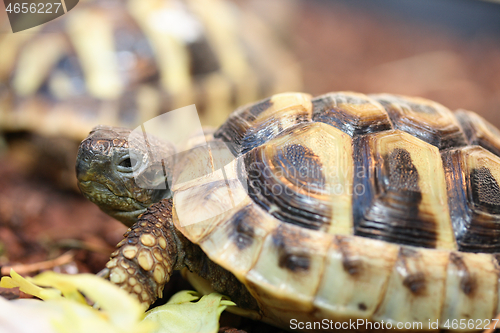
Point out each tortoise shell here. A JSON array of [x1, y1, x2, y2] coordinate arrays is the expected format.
[[169, 92, 500, 330]]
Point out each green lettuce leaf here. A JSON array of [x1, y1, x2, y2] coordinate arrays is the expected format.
[[143, 290, 236, 333]]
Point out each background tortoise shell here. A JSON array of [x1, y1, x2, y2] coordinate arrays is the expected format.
[[0, 0, 301, 135], [92, 91, 500, 331], [0, 0, 301, 188]]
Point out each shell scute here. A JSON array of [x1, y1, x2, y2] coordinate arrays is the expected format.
[[243, 122, 354, 235], [313, 235, 398, 322], [198, 199, 278, 281], [440, 252, 498, 326], [312, 91, 393, 136], [352, 130, 455, 250], [372, 94, 467, 150], [214, 92, 312, 154], [442, 146, 500, 252], [173, 150, 248, 243], [373, 247, 449, 326], [456, 109, 500, 158], [245, 222, 331, 312]]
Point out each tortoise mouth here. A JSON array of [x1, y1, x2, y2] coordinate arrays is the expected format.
[[108, 208, 148, 227], [78, 180, 148, 213]]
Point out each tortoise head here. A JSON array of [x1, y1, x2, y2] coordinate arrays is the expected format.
[[76, 126, 174, 226]]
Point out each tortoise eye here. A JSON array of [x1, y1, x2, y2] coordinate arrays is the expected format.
[[119, 158, 132, 168], [117, 156, 139, 172]]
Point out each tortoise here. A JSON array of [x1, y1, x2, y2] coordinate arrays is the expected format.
[[0, 0, 301, 188], [76, 91, 500, 332]]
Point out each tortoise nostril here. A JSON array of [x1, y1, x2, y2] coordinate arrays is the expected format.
[[75, 156, 85, 178], [75, 159, 90, 181]]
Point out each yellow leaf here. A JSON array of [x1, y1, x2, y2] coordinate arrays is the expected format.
[[32, 272, 86, 304], [166, 290, 200, 304], [0, 270, 154, 333], [143, 291, 236, 333], [32, 272, 147, 330], [1, 270, 237, 333], [0, 269, 61, 300]]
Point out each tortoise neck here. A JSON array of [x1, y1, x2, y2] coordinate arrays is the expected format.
[[175, 231, 259, 311]]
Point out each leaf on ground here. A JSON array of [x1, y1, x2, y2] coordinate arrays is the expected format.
[[0, 270, 237, 333], [143, 290, 236, 333], [0, 269, 153, 333], [32, 271, 147, 328], [0, 269, 61, 301]]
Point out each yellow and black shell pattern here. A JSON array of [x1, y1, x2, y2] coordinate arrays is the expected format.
[[0, 0, 301, 139], [174, 91, 500, 331]]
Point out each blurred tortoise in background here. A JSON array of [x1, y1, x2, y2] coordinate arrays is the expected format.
[[76, 91, 500, 332], [0, 0, 301, 188]]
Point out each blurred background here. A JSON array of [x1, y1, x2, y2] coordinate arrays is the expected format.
[[0, 0, 499, 331], [293, 0, 500, 126]]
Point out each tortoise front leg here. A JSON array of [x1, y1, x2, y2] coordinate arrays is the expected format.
[[102, 199, 180, 307], [101, 198, 260, 312]]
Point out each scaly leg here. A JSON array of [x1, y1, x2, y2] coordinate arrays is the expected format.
[[102, 199, 180, 306]]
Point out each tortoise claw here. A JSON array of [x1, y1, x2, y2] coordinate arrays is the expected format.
[[97, 267, 110, 279]]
